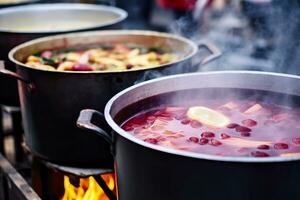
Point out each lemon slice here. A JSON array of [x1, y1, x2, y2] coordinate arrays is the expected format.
[[187, 106, 230, 128]]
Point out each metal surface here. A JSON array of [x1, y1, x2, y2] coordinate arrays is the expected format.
[[0, 153, 41, 200], [82, 71, 300, 200], [0, 3, 127, 106], [1, 30, 218, 167]]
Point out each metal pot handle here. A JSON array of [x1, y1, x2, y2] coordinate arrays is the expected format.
[[77, 109, 113, 145], [0, 60, 35, 92], [197, 41, 222, 66]]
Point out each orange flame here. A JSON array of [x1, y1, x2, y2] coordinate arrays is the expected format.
[[61, 173, 115, 200]]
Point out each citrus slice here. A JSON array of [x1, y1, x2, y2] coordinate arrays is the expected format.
[[280, 152, 300, 157], [187, 106, 230, 128], [222, 137, 272, 148]]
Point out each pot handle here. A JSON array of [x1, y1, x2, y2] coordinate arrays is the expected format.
[[77, 109, 113, 145], [197, 41, 222, 66], [0, 60, 35, 92]]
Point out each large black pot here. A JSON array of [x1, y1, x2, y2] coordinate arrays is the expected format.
[[0, 3, 127, 106], [0, 30, 220, 167], [78, 71, 300, 200]]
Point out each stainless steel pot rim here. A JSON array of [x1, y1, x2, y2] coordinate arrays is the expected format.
[[105, 70, 300, 163], [0, 3, 127, 34], [9, 30, 198, 74]]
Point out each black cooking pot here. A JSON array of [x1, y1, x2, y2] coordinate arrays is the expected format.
[[77, 71, 300, 200], [0, 3, 127, 106], [0, 30, 220, 167]]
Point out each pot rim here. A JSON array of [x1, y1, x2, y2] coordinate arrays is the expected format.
[[9, 30, 198, 74], [105, 70, 300, 163], [0, 3, 127, 34]]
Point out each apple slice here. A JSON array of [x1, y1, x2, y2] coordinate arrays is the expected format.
[[244, 104, 262, 114], [187, 106, 230, 128], [219, 101, 238, 109], [222, 137, 272, 148]]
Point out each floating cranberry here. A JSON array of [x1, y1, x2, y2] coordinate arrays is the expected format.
[[189, 137, 199, 143], [190, 120, 202, 128], [236, 126, 252, 132], [199, 138, 209, 145], [201, 132, 215, 138], [220, 133, 230, 139], [251, 151, 270, 157], [160, 112, 173, 117], [181, 119, 191, 125], [153, 110, 163, 116], [274, 143, 289, 150], [292, 138, 300, 145], [242, 119, 257, 127], [241, 132, 251, 137], [227, 123, 239, 129], [257, 144, 270, 150], [209, 139, 222, 146], [144, 138, 158, 144], [123, 125, 134, 131], [73, 63, 93, 71], [41, 50, 53, 58]]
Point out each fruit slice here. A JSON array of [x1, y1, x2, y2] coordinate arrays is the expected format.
[[222, 137, 272, 148], [187, 106, 230, 128], [244, 104, 262, 114]]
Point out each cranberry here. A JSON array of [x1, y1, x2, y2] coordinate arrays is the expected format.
[[126, 64, 133, 69], [190, 120, 202, 128], [227, 123, 239, 129], [201, 132, 215, 138], [292, 138, 300, 145], [175, 114, 186, 120], [153, 110, 163, 116], [160, 112, 173, 117], [251, 151, 270, 157], [220, 133, 230, 139], [236, 126, 252, 132], [240, 132, 251, 137], [181, 119, 191, 125], [209, 139, 222, 146], [242, 119, 257, 127], [123, 125, 134, 131], [199, 138, 209, 145], [73, 63, 93, 71], [274, 143, 289, 150], [144, 138, 158, 144], [189, 137, 199, 143], [257, 144, 270, 150], [41, 50, 53, 58]]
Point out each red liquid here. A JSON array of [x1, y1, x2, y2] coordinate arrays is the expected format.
[[121, 100, 300, 157]]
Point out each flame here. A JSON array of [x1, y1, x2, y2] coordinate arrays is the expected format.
[[61, 173, 115, 200]]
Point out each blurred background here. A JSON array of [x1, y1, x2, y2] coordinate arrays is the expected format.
[[2, 0, 297, 74]]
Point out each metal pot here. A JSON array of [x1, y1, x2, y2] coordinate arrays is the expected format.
[[0, 3, 127, 106], [0, 30, 220, 167], [78, 71, 300, 200]]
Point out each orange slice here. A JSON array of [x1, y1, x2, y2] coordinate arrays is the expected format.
[[280, 152, 300, 157], [187, 106, 230, 128], [222, 137, 272, 148]]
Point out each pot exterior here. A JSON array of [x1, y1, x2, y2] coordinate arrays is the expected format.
[[0, 26, 123, 106], [17, 59, 193, 167], [115, 134, 300, 200]]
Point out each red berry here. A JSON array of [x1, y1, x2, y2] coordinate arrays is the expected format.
[[160, 112, 173, 118], [274, 143, 289, 150], [123, 125, 134, 131], [181, 119, 191, 125], [189, 137, 199, 143], [199, 138, 209, 145], [201, 132, 215, 138], [175, 114, 186, 120], [251, 151, 270, 157], [220, 133, 230, 139], [73, 63, 93, 71], [292, 138, 300, 145], [41, 50, 53, 58], [257, 144, 270, 150], [241, 132, 251, 137], [227, 123, 239, 129], [209, 139, 222, 146], [236, 126, 252, 132], [190, 120, 202, 128], [144, 138, 158, 144], [242, 119, 257, 127]]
